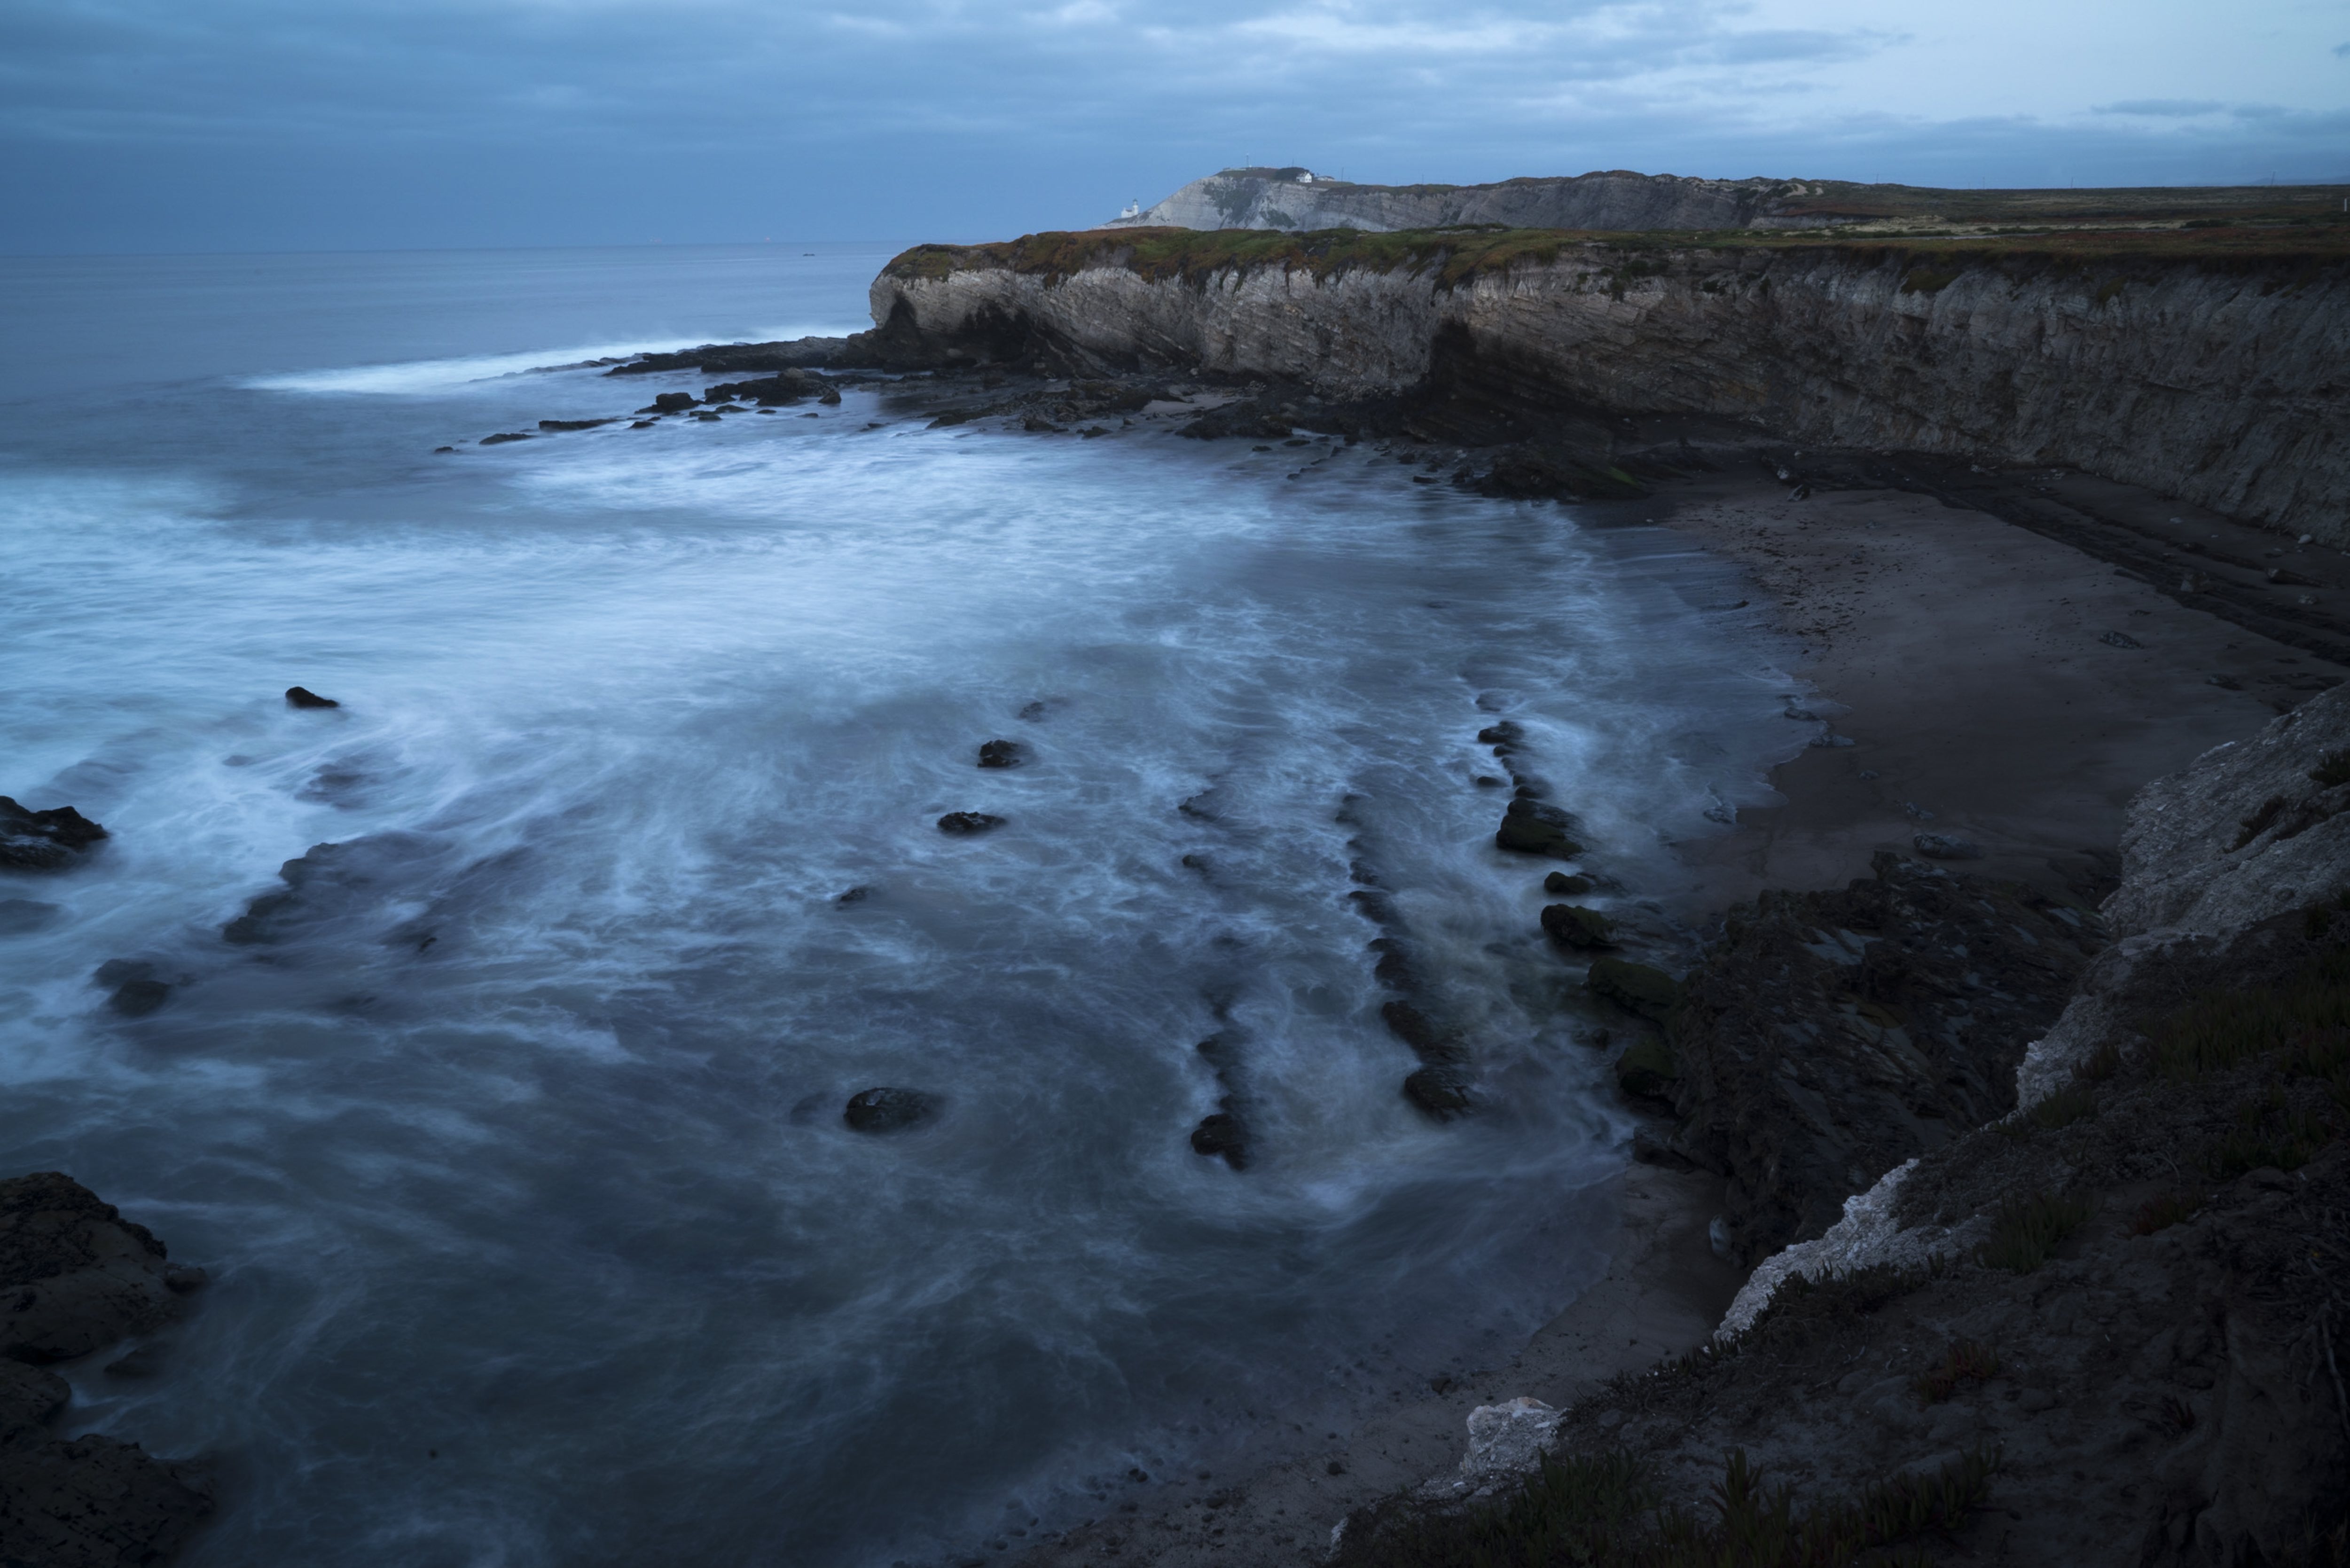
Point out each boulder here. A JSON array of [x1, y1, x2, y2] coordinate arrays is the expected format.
[[1542, 871, 1593, 896], [1457, 1397, 1562, 1479], [637, 392, 697, 414], [1494, 798, 1583, 859], [1403, 1064, 1473, 1119], [1587, 957, 1679, 1022], [1540, 903, 1616, 949], [976, 739, 1025, 769], [0, 1174, 203, 1365], [843, 1087, 938, 1133], [1190, 1111, 1249, 1169], [284, 686, 339, 709], [936, 811, 1003, 835], [478, 432, 533, 445], [0, 799, 108, 873], [1613, 1035, 1677, 1101]]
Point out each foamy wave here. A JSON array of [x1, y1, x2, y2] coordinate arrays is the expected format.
[[243, 324, 863, 396]]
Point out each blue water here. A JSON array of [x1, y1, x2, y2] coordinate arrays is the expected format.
[[0, 243, 1797, 1565]]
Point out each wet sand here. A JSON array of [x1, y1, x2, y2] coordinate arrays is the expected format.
[[1648, 463, 2338, 911]]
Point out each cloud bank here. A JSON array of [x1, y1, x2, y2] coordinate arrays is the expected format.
[[0, 0, 2342, 252]]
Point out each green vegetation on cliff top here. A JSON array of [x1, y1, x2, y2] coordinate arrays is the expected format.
[[885, 204, 2350, 289]]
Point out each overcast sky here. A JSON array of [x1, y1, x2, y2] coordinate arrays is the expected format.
[[2, 0, 2343, 254]]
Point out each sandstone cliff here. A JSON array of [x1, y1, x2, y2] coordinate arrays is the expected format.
[[869, 231, 2350, 541]]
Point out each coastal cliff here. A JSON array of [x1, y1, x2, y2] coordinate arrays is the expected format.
[[866, 228, 2350, 540]]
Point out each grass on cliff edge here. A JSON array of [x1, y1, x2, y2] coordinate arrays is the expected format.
[[884, 217, 2350, 291]]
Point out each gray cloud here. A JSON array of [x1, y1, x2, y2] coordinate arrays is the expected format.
[[0, 0, 2341, 254]]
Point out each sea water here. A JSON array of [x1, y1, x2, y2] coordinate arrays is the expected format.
[[0, 243, 1798, 1565]]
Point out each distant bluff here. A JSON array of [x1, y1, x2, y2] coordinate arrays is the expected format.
[[1103, 166, 2334, 235]]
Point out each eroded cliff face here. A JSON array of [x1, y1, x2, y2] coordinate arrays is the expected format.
[[1102, 169, 1827, 235], [869, 243, 2350, 539]]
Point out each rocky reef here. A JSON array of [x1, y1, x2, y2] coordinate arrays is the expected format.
[[0, 1173, 212, 1565]]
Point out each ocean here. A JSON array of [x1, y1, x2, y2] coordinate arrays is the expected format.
[[0, 242, 1800, 1565]]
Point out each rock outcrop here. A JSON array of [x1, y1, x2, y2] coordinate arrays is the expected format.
[[0, 1174, 212, 1567], [1102, 168, 1854, 235], [1335, 687, 2350, 1568], [0, 799, 108, 873], [1661, 854, 2099, 1264], [866, 230, 2349, 539]]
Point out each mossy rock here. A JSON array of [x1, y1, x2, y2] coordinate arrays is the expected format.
[[1540, 903, 1616, 949], [1614, 1035, 1677, 1100], [1587, 957, 1680, 1022], [1543, 871, 1593, 896]]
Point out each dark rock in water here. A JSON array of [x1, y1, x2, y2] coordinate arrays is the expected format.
[[629, 419, 657, 429], [692, 410, 722, 423], [1380, 999, 1455, 1060], [0, 900, 62, 934], [109, 982, 170, 1018], [0, 799, 108, 874], [976, 739, 1025, 769], [0, 1173, 212, 1561], [834, 886, 871, 905], [1476, 720, 1524, 752], [2099, 630, 2144, 650], [639, 392, 697, 414], [1613, 1035, 1677, 1101], [1664, 852, 2095, 1263], [284, 686, 339, 709], [1176, 400, 1292, 441], [1017, 700, 1051, 722], [479, 432, 533, 445], [703, 369, 834, 407], [1190, 1111, 1249, 1169], [1587, 957, 1679, 1022], [1540, 903, 1616, 949], [1543, 871, 1593, 896], [936, 811, 1003, 836], [844, 1087, 938, 1132], [0, 1173, 202, 1364], [1494, 798, 1583, 859], [1912, 833, 1983, 860], [103, 1345, 163, 1379], [1474, 774, 1505, 788], [537, 418, 616, 432], [221, 832, 442, 944], [432, 445, 455, 453], [1402, 1065, 1473, 1119]]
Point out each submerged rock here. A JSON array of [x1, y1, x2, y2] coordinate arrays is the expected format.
[[478, 432, 533, 446], [936, 811, 1003, 835], [0, 900, 62, 934], [844, 1087, 938, 1132], [1493, 798, 1583, 859], [1542, 871, 1594, 896], [1403, 1064, 1474, 1119], [283, 686, 339, 709], [0, 799, 108, 874], [1540, 903, 1616, 949], [976, 739, 1025, 769], [94, 960, 170, 1018]]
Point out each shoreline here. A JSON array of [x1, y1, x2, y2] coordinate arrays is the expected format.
[[1002, 419, 2328, 1568]]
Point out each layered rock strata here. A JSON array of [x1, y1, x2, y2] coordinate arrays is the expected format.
[[864, 234, 2350, 539]]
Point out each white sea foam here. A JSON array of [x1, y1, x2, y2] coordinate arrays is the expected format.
[[241, 323, 862, 395]]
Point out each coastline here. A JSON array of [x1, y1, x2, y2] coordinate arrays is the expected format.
[[1003, 425, 2325, 1568]]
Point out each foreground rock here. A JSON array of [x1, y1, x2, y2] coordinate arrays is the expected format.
[[1335, 688, 2350, 1568], [1658, 853, 2099, 1264], [0, 798, 108, 873], [0, 1173, 211, 1566]]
